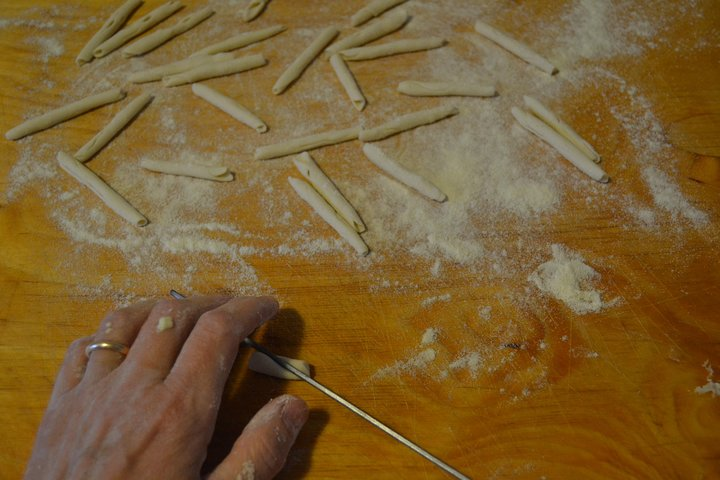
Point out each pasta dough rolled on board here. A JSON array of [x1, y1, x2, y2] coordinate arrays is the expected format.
[[57, 151, 148, 226], [128, 53, 234, 83], [243, 0, 271, 22], [272, 26, 338, 95], [340, 37, 445, 61], [93, 0, 184, 58], [523, 95, 600, 162], [122, 7, 214, 57], [293, 152, 366, 232], [511, 107, 609, 183], [5, 88, 126, 141], [362, 143, 447, 202], [329, 54, 366, 111], [351, 0, 407, 27], [474, 20, 557, 75], [140, 158, 234, 181], [255, 126, 360, 160], [162, 54, 267, 87], [75, 92, 154, 163], [398, 81, 496, 97], [288, 177, 369, 256], [76, 0, 143, 65], [248, 351, 311, 380], [326, 9, 408, 55], [190, 24, 285, 56], [359, 104, 458, 142], [191, 83, 267, 133]]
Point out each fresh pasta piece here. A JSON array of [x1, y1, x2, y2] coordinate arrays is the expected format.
[[362, 143, 447, 202], [122, 7, 214, 57], [162, 54, 267, 87], [329, 54, 366, 111], [190, 24, 285, 56], [128, 53, 233, 83], [288, 177, 369, 256], [474, 20, 557, 75], [93, 0, 184, 58], [57, 151, 148, 226], [272, 26, 338, 95], [75, 92, 154, 163], [5, 88, 126, 141], [523, 95, 600, 162], [398, 81, 496, 97], [140, 158, 234, 181], [326, 9, 408, 54], [76, 0, 142, 65], [351, 0, 407, 27], [511, 107, 609, 183], [243, 0, 271, 22], [340, 37, 445, 61], [293, 152, 366, 232], [191, 83, 267, 133], [359, 105, 458, 142], [248, 351, 311, 380], [255, 126, 360, 160]]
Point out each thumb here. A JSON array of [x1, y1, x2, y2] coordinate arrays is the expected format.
[[207, 395, 309, 480]]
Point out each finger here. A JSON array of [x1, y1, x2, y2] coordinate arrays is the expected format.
[[83, 299, 157, 383], [207, 395, 309, 480], [165, 296, 278, 404], [123, 295, 233, 380], [50, 336, 94, 402]]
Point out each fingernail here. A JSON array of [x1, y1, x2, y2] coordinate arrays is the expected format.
[[280, 395, 309, 435]]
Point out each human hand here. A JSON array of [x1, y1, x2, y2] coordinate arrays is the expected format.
[[25, 295, 309, 480]]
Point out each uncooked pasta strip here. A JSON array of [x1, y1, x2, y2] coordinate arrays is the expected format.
[[93, 0, 184, 58], [190, 25, 285, 56], [162, 54, 266, 87], [243, 0, 271, 22], [359, 105, 458, 142], [340, 37, 445, 61], [326, 9, 408, 54], [398, 81, 496, 97], [75, 92, 154, 163], [6, 88, 126, 141], [272, 26, 338, 94], [76, 0, 143, 65], [140, 158, 234, 181], [255, 126, 360, 160], [511, 107, 608, 183], [351, 0, 407, 27], [191, 83, 267, 133], [474, 20, 557, 74], [288, 177, 369, 256], [57, 151, 148, 226], [128, 52, 233, 83], [293, 152, 366, 232], [329, 54, 366, 111], [122, 7, 214, 57], [523, 95, 600, 162], [248, 351, 311, 380], [362, 143, 447, 202]]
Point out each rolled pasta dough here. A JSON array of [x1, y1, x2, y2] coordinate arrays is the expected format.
[[122, 7, 215, 57], [191, 25, 285, 56], [474, 20, 557, 74], [329, 54, 366, 111], [340, 37, 445, 61], [76, 0, 142, 65], [327, 9, 408, 54], [191, 83, 267, 133], [254, 126, 360, 160], [128, 53, 234, 83], [248, 351, 311, 380], [140, 158, 234, 182], [162, 54, 267, 87], [351, 0, 407, 27], [359, 104, 458, 142], [243, 0, 271, 22], [272, 26, 338, 94]]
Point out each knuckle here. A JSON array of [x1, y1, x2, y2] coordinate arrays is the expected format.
[[68, 336, 92, 354], [152, 298, 183, 318], [197, 309, 236, 337]]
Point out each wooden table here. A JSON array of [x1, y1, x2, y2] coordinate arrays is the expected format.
[[1, 1, 718, 478]]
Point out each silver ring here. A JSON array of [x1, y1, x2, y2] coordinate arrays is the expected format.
[[85, 341, 130, 358]]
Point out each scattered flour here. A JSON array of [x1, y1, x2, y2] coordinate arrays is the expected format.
[[421, 327, 439, 345], [695, 360, 720, 398], [420, 293, 451, 308], [643, 166, 709, 227]]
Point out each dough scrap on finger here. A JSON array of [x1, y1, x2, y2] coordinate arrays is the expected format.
[[128, 53, 234, 83], [362, 143, 447, 202], [329, 54, 366, 111], [359, 104, 458, 142], [272, 26, 339, 95], [474, 20, 557, 74], [191, 83, 267, 133], [398, 81, 496, 97], [57, 151, 148, 227], [6, 88, 126, 141], [255, 126, 360, 160], [191, 24, 285, 57], [248, 351, 312, 380], [293, 152, 366, 232], [511, 107, 609, 183], [162, 54, 267, 87], [351, 0, 407, 27], [76, 0, 143, 65], [340, 37, 445, 61], [122, 7, 215, 57], [327, 9, 408, 55], [140, 158, 234, 182], [288, 177, 369, 256]]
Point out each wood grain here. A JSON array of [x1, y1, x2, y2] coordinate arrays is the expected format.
[[1, 1, 719, 479]]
